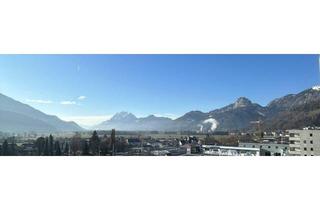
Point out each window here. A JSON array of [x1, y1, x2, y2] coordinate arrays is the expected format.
[[303, 140, 307, 144], [311, 148, 314, 151], [268, 146, 271, 149], [310, 133, 313, 137], [310, 141, 313, 144], [276, 146, 279, 149], [252, 145, 255, 148], [304, 148, 307, 151], [290, 133, 300, 137]]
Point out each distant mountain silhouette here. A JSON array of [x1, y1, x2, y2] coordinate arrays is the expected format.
[[95, 98, 266, 132], [0, 93, 83, 133], [96, 88, 320, 132], [96, 112, 174, 131], [3, 87, 320, 133]]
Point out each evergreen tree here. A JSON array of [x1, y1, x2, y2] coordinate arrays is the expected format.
[[82, 141, 90, 156], [111, 129, 116, 156], [63, 142, 70, 156], [49, 134, 54, 156], [2, 140, 8, 156], [54, 141, 61, 156], [44, 138, 49, 156], [89, 131, 100, 155], [71, 133, 81, 155]]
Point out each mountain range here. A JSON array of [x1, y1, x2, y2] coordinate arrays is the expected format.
[[1, 87, 320, 133], [95, 97, 266, 132], [96, 87, 320, 132], [0, 93, 83, 133], [96, 112, 175, 131]]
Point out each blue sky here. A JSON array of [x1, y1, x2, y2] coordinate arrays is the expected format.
[[0, 55, 318, 126]]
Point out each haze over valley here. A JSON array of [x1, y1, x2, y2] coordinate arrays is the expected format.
[[1, 86, 320, 133]]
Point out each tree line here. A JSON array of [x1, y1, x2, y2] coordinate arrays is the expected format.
[[0, 129, 120, 156]]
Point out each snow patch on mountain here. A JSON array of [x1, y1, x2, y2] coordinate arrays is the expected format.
[[257, 111, 266, 117], [312, 86, 320, 91]]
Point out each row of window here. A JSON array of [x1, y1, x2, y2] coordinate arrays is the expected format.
[[303, 140, 313, 144], [290, 140, 314, 144], [290, 147, 316, 152], [289, 133, 314, 137], [242, 145, 287, 150]]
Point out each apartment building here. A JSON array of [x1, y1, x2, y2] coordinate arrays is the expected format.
[[288, 128, 320, 156]]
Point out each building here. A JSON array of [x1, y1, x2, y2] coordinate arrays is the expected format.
[[202, 145, 260, 156], [127, 138, 141, 147], [288, 128, 320, 156], [238, 140, 289, 156]]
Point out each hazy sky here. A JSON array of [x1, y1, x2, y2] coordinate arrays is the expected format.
[[0, 55, 318, 126]]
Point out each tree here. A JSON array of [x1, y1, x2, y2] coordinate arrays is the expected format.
[[44, 138, 49, 156], [100, 135, 110, 155], [9, 142, 16, 156], [2, 140, 8, 156], [63, 142, 70, 156], [54, 141, 61, 156], [35, 137, 45, 155], [49, 135, 54, 156], [82, 141, 90, 156], [111, 129, 116, 156], [71, 133, 82, 155], [89, 131, 100, 155]]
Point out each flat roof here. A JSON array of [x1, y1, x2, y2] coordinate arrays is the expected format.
[[202, 145, 260, 151]]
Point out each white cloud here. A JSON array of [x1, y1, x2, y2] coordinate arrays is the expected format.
[[60, 115, 111, 126], [78, 96, 86, 100], [26, 99, 53, 104], [60, 101, 77, 105]]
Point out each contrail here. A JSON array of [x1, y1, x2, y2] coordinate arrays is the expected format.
[[313, 55, 320, 91]]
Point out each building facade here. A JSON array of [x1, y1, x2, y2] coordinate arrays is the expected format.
[[238, 141, 289, 156], [288, 129, 320, 156]]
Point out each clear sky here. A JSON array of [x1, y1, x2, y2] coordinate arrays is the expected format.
[[0, 55, 319, 127]]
